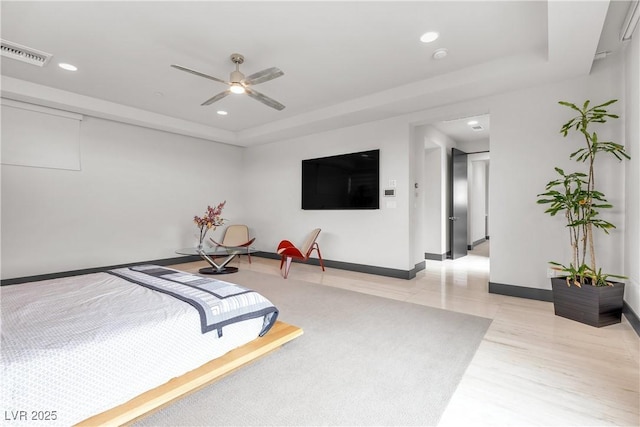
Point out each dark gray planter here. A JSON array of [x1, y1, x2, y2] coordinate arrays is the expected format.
[[551, 277, 625, 327]]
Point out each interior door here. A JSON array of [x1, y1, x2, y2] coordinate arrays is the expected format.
[[449, 148, 468, 259]]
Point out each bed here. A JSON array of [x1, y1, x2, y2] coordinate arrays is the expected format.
[[1, 264, 302, 426]]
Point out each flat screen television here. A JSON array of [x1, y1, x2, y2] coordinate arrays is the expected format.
[[302, 149, 380, 210]]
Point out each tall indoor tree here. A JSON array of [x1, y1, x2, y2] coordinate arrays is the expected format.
[[537, 99, 630, 287]]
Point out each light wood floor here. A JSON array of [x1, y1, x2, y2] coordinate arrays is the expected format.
[[172, 242, 639, 426]]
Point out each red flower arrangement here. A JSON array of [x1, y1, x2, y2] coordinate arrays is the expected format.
[[193, 200, 226, 247]]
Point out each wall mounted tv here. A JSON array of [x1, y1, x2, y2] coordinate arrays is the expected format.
[[302, 149, 380, 210]]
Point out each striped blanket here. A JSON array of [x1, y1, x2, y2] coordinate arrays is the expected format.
[[108, 265, 278, 337]]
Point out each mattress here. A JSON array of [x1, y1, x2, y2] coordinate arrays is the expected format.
[[1, 267, 273, 426]]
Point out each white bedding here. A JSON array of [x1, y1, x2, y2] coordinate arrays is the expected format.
[[0, 270, 265, 426]]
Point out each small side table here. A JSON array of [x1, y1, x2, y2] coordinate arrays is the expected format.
[[176, 246, 256, 274]]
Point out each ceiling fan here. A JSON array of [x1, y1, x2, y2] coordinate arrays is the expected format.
[[171, 53, 285, 111]]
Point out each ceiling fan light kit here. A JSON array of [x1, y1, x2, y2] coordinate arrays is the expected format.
[[230, 83, 245, 94], [171, 53, 285, 110]]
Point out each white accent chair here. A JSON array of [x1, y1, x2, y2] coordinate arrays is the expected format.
[[210, 224, 255, 263]]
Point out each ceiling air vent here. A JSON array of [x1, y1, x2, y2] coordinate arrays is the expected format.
[[1, 39, 52, 67], [471, 125, 484, 131]]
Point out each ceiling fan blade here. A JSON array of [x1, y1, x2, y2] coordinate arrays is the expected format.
[[201, 90, 231, 106], [171, 64, 228, 85], [245, 87, 285, 111], [244, 67, 284, 85]]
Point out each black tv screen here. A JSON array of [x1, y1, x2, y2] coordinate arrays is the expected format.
[[302, 149, 380, 210]]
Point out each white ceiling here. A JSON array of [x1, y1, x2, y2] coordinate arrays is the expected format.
[[0, 1, 632, 146], [432, 113, 490, 146]]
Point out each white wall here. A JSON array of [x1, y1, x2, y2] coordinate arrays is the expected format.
[[410, 125, 426, 268], [1, 100, 82, 171], [1, 115, 244, 279], [489, 54, 626, 290], [468, 155, 489, 245], [242, 116, 412, 270], [623, 31, 640, 315], [421, 125, 458, 257], [423, 146, 443, 257], [457, 138, 490, 153]]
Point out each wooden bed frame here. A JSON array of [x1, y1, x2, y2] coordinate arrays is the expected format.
[[75, 321, 302, 426]]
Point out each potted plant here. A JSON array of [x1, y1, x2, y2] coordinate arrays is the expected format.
[[537, 99, 630, 327]]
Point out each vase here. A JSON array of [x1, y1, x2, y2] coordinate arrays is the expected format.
[[197, 228, 208, 250]]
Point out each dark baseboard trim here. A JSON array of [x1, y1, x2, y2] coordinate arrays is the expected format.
[[623, 303, 640, 336], [254, 251, 421, 280], [424, 252, 446, 261], [490, 281, 640, 337], [3, 252, 427, 286], [468, 237, 487, 250], [489, 281, 554, 302], [412, 261, 426, 278], [0, 256, 199, 286]]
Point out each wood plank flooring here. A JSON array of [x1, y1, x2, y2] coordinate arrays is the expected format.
[[171, 242, 639, 426]]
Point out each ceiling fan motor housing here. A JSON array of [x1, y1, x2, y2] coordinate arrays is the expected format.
[[230, 53, 244, 64], [230, 54, 245, 83], [230, 70, 245, 84]]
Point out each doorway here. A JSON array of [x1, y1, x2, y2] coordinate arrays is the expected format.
[[425, 113, 490, 262]]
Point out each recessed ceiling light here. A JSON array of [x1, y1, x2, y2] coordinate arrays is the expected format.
[[420, 31, 439, 43], [467, 120, 479, 125], [217, 110, 228, 116], [432, 48, 448, 60], [58, 63, 77, 71]]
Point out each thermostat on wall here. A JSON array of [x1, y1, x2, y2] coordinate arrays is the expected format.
[[384, 188, 396, 197]]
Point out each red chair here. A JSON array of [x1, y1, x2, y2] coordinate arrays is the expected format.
[[277, 228, 325, 278]]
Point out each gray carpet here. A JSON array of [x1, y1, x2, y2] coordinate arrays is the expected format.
[[134, 270, 492, 426]]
